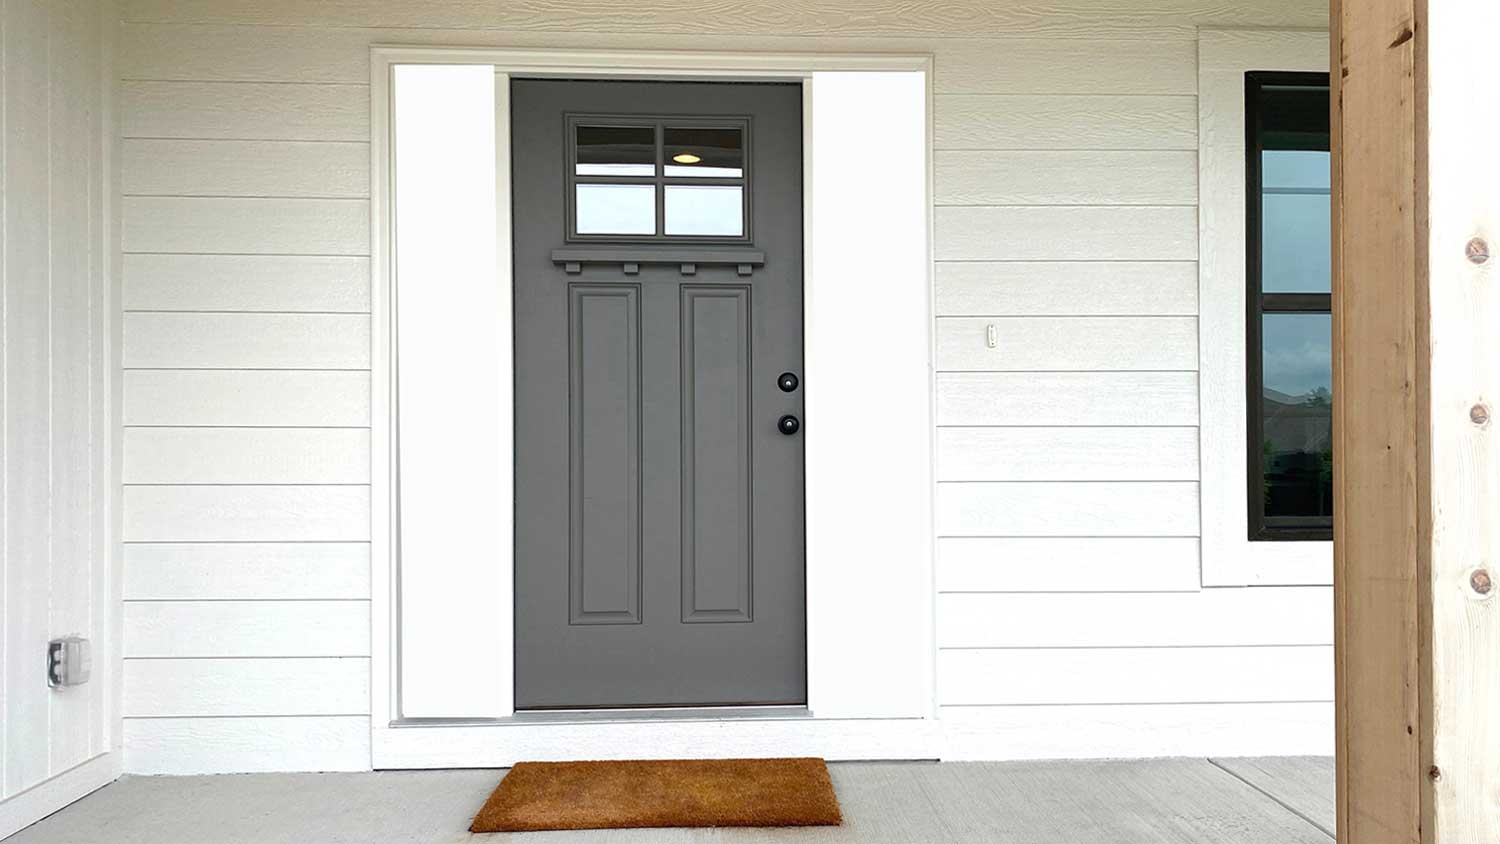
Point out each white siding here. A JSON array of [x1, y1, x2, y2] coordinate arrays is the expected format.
[[0, 0, 117, 834], [934, 94, 1197, 149], [124, 428, 371, 484], [124, 601, 370, 658], [122, 255, 371, 312], [123, 139, 369, 198], [938, 646, 1332, 705], [124, 717, 370, 775], [118, 12, 379, 773], [116, 0, 1333, 771], [123, 543, 371, 600], [123, 659, 370, 717]]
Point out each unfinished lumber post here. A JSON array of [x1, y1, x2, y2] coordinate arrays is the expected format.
[[1332, 0, 1500, 841]]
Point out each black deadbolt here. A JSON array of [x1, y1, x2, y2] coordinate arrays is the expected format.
[[777, 372, 799, 393], [777, 414, 800, 436]]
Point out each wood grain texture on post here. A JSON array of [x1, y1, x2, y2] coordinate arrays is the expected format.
[[1332, 0, 1500, 841]]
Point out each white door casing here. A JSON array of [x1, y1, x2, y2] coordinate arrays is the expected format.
[[371, 48, 934, 766]]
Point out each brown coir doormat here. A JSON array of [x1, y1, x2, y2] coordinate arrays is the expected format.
[[469, 757, 843, 832]]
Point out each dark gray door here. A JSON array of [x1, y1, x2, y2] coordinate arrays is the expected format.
[[512, 79, 805, 709]]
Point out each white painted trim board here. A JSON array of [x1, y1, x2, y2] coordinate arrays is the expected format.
[[1196, 29, 1333, 586], [0, 754, 120, 841]]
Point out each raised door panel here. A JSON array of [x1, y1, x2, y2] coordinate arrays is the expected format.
[[568, 284, 642, 624], [680, 286, 753, 623]]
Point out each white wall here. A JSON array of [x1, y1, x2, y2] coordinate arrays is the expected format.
[[114, 0, 1333, 774], [0, 0, 120, 838]]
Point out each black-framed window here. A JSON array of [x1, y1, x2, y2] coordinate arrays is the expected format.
[[565, 114, 752, 244], [1245, 71, 1333, 541]]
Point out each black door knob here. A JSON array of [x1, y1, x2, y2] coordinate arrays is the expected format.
[[777, 415, 800, 436], [777, 372, 799, 392]]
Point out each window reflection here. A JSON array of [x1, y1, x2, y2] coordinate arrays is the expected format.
[[1247, 73, 1333, 539], [664, 127, 743, 177], [1261, 150, 1331, 293], [570, 118, 748, 240], [1261, 314, 1332, 519], [576, 184, 656, 235], [576, 125, 655, 177], [664, 186, 743, 236]]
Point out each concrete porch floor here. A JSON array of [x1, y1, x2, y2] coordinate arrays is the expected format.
[[7, 757, 1334, 844]]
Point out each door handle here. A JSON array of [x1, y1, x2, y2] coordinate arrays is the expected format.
[[777, 415, 800, 436]]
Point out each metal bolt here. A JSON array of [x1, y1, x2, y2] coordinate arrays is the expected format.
[[1467, 237, 1491, 265], [1429, 765, 1442, 782], [1471, 404, 1491, 426], [1471, 569, 1493, 595]]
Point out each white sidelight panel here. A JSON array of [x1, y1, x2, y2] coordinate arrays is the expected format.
[[392, 65, 510, 718], [805, 72, 932, 718]]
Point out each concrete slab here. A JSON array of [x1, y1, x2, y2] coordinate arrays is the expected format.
[[4, 758, 1335, 844], [1211, 756, 1336, 836]]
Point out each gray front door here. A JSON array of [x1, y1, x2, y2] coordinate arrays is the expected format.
[[511, 79, 805, 709]]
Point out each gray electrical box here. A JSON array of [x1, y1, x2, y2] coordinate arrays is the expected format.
[[47, 636, 90, 688]]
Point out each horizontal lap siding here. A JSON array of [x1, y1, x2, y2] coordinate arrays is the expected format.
[[934, 95, 1197, 150], [936, 316, 1198, 370], [937, 588, 1332, 648], [123, 254, 372, 312], [936, 427, 1199, 481], [937, 372, 1199, 426], [936, 482, 1201, 537], [938, 647, 1333, 706], [123, 139, 370, 198], [124, 428, 372, 484], [935, 262, 1198, 316], [124, 486, 370, 543], [936, 537, 1202, 592], [923, 20, 1331, 727], [123, 543, 371, 600], [124, 601, 371, 658], [120, 33, 377, 774], [122, 81, 368, 141], [937, 206, 1198, 261], [123, 197, 370, 255], [116, 8, 1332, 772], [123, 659, 370, 717], [935, 150, 1198, 205], [124, 717, 372, 775], [123, 370, 371, 426], [938, 702, 1333, 760], [117, 1, 1325, 37], [123, 313, 371, 370]]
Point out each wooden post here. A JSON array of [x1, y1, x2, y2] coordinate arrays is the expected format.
[[1332, 0, 1500, 842]]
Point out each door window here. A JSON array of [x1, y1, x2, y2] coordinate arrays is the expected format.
[[567, 116, 751, 242]]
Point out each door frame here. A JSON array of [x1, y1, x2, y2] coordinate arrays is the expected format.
[[370, 45, 935, 768]]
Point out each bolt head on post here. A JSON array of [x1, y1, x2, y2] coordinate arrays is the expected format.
[[1466, 236, 1491, 266]]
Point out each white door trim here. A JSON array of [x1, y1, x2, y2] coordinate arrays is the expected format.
[[371, 45, 935, 767]]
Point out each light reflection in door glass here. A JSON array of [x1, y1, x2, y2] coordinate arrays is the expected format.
[[664, 185, 743, 236], [575, 184, 656, 235], [575, 125, 656, 177], [664, 126, 743, 177]]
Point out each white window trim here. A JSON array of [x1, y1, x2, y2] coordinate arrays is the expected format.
[[369, 46, 937, 767], [1198, 29, 1332, 587]]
